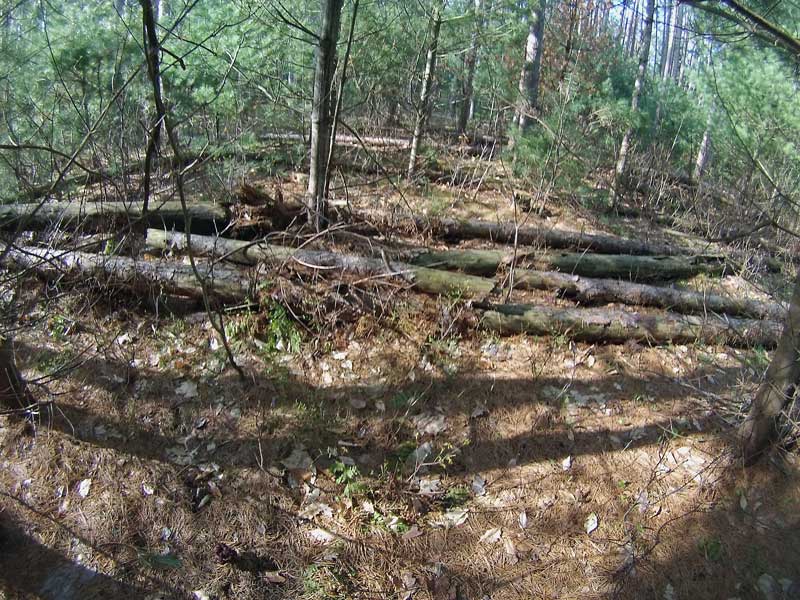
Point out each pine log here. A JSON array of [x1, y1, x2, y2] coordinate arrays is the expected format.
[[338, 208, 688, 255], [478, 302, 781, 348], [511, 269, 785, 320], [410, 248, 729, 281], [0, 200, 229, 231], [2, 244, 251, 303], [146, 229, 496, 298]]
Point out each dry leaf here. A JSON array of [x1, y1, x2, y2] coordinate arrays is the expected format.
[[264, 571, 286, 584], [308, 528, 335, 544], [77, 478, 92, 498], [435, 508, 468, 528], [479, 527, 502, 544], [471, 474, 487, 496], [402, 525, 424, 541], [176, 380, 198, 398], [518, 511, 528, 529], [562, 455, 572, 471], [584, 513, 599, 534]]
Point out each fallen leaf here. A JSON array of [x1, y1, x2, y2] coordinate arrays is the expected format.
[[299, 502, 333, 519], [142, 483, 155, 496], [308, 528, 335, 544], [76, 478, 92, 498], [419, 477, 441, 496], [479, 527, 502, 544], [402, 525, 424, 541], [413, 413, 447, 436], [435, 508, 468, 528], [562, 455, 572, 471], [362, 500, 375, 514], [264, 571, 286, 584], [471, 474, 487, 497], [503, 536, 517, 558], [401, 572, 417, 589], [281, 448, 314, 471], [176, 380, 198, 398], [518, 511, 528, 529], [584, 513, 599, 535], [405, 442, 433, 470]]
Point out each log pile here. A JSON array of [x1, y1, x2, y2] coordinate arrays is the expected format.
[[0, 184, 786, 348]]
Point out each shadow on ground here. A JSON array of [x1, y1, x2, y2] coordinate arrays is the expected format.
[[1, 338, 798, 599]]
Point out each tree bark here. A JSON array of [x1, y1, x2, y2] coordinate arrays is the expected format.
[[146, 229, 496, 298], [478, 302, 781, 348], [307, 0, 345, 230], [516, 0, 546, 131], [661, 0, 677, 79], [408, 0, 444, 180], [0, 336, 36, 412], [613, 0, 655, 198], [511, 268, 785, 320], [0, 200, 228, 231], [693, 108, 713, 183], [457, 0, 482, 135], [341, 210, 688, 255], [2, 243, 253, 303], [410, 248, 729, 281], [740, 273, 800, 462]]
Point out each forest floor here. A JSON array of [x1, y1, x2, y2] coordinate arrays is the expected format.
[[2, 156, 800, 599]]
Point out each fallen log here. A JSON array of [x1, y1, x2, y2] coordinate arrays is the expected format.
[[410, 248, 729, 281], [478, 302, 781, 348], [337, 208, 689, 256], [146, 229, 496, 298], [2, 244, 251, 303], [511, 269, 786, 320], [0, 200, 229, 231]]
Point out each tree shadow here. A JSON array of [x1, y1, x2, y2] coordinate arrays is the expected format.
[[8, 339, 798, 599], [0, 505, 180, 599]]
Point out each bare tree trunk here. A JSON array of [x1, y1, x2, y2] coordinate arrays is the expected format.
[[740, 273, 800, 462], [408, 0, 444, 180], [516, 0, 546, 132], [626, 0, 639, 56], [0, 336, 35, 412], [669, 4, 685, 79], [661, 0, 676, 78], [325, 0, 359, 199], [612, 0, 655, 199], [307, 0, 344, 230], [457, 0, 482, 135], [693, 116, 712, 184]]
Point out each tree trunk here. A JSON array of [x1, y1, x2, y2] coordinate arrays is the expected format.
[[410, 248, 729, 281], [146, 229, 496, 298], [693, 123, 712, 184], [516, 0, 546, 131], [3, 243, 253, 302], [478, 302, 781, 348], [307, 0, 344, 230], [340, 209, 688, 255], [626, 0, 639, 55], [511, 268, 785, 320], [408, 0, 444, 180], [0, 336, 36, 412], [0, 200, 228, 231], [740, 273, 800, 462], [661, 0, 677, 79], [613, 0, 655, 197], [457, 0, 482, 135]]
